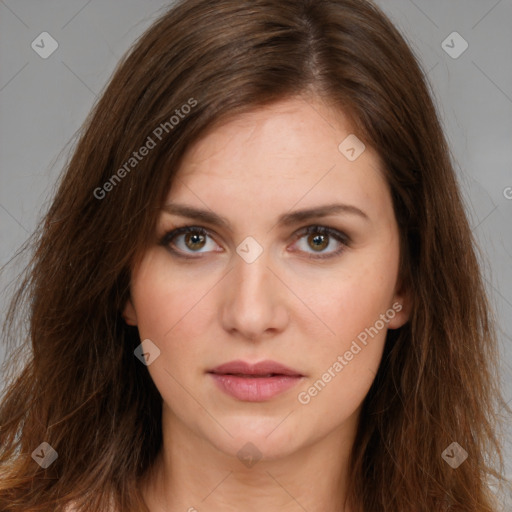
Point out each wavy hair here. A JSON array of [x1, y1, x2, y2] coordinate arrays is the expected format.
[[1, 0, 510, 510]]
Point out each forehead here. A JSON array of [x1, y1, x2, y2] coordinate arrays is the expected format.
[[166, 97, 389, 222], [177, 97, 358, 176]]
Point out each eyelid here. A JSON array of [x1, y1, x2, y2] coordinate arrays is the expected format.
[[160, 225, 219, 257], [290, 225, 350, 259], [160, 224, 350, 259], [292, 225, 350, 244]]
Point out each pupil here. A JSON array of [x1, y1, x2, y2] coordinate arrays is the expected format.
[[310, 233, 327, 251], [186, 233, 205, 250]]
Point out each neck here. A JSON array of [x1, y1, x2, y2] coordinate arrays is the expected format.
[[140, 406, 359, 512]]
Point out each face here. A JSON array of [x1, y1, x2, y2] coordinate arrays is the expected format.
[[123, 96, 409, 462]]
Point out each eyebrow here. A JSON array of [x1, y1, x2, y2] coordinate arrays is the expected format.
[[161, 202, 369, 230]]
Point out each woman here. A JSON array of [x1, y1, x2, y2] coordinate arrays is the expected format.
[[0, 0, 510, 510]]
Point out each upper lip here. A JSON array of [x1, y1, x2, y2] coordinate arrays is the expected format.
[[208, 360, 303, 377]]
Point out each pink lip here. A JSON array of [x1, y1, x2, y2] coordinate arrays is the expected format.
[[208, 360, 304, 402]]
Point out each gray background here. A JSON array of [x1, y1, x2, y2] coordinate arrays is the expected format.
[[1, 0, 511, 501]]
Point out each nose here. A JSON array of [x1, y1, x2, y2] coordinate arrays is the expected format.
[[220, 246, 289, 342]]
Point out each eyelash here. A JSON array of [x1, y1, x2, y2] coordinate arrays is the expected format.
[[159, 224, 350, 260]]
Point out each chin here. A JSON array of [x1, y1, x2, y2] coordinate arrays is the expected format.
[[206, 417, 305, 464]]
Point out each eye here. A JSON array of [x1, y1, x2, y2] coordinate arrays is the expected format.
[[160, 226, 221, 257], [290, 225, 349, 259], [160, 224, 349, 260]]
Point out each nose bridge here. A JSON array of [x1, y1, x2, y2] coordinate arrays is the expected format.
[[221, 236, 288, 339], [231, 236, 273, 301]]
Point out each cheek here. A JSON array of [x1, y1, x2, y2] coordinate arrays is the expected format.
[[306, 278, 390, 384], [295, 278, 393, 421], [129, 251, 234, 389], [294, 247, 398, 402], [129, 254, 215, 406], [301, 252, 398, 349], [131, 251, 209, 340]]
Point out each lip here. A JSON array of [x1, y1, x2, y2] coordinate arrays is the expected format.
[[208, 360, 304, 402]]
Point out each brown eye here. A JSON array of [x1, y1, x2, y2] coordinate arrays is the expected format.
[[307, 232, 329, 252], [184, 232, 207, 251], [161, 226, 220, 257], [161, 224, 349, 260], [292, 225, 349, 260]]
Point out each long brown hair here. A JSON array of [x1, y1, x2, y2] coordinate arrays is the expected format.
[[1, 0, 510, 510]]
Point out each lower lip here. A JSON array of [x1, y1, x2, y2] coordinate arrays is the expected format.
[[209, 373, 303, 402]]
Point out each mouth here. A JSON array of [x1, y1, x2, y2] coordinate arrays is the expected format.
[[207, 360, 304, 402], [213, 373, 291, 378]]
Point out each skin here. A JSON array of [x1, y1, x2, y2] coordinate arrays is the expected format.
[[123, 96, 410, 512]]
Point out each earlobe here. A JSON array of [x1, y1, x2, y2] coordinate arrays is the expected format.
[[387, 286, 412, 330], [387, 300, 410, 329], [122, 298, 138, 326]]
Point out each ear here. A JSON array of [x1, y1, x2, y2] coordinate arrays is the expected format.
[[387, 279, 412, 330], [122, 297, 138, 326]]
